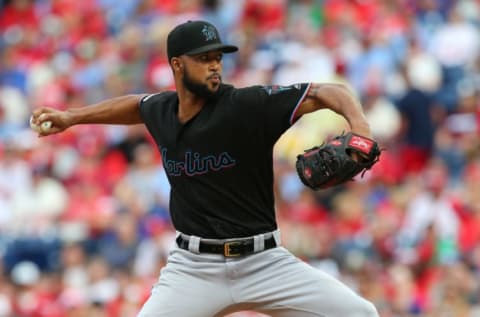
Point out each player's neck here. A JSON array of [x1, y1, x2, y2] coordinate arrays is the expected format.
[[177, 90, 206, 124]]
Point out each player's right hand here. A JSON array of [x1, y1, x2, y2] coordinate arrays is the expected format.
[[30, 107, 73, 137]]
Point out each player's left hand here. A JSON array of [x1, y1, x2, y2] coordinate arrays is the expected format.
[[295, 132, 381, 190]]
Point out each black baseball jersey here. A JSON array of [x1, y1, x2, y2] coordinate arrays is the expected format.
[[139, 83, 311, 238]]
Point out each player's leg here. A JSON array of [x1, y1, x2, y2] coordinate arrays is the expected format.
[[137, 248, 233, 317], [233, 247, 379, 317]]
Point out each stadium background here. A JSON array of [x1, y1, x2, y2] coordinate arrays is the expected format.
[[0, 0, 480, 316]]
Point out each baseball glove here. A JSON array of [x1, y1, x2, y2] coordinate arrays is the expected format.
[[296, 132, 381, 190]]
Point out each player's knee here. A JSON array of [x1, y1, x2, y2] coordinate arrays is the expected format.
[[365, 301, 379, 317], [357, 299, 379, 317], [334, 295, 378, 317]]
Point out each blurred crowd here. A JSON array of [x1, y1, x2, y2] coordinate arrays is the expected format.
[[0, 0, 480, 316]]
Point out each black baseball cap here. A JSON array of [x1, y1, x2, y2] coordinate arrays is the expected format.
[[167, 20, 238, 62]]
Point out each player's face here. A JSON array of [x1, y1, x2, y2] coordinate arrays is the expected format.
[[182, 50, 223, 98]]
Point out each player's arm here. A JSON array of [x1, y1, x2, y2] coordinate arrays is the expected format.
[[31, 94, 146, 136], [294, 83, 371, 137]]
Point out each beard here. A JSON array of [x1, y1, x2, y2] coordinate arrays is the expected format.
[[182, 67, 220, 99]]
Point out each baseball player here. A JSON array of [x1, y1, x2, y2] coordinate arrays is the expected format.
[[31, 20, 379, 317]]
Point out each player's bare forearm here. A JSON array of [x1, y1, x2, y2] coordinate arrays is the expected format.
[[64, 94, 145, 125], [31, 94, 146, 136], [295, 83, 371, 137]]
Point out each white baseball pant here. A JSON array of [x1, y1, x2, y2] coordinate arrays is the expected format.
[[137, 232, 378, 317]]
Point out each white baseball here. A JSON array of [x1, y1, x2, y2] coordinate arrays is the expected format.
[[41, 121, 53, 132], [29, 116, 53, 133]]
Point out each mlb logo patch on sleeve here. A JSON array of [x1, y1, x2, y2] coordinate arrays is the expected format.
[[263, 84, 301, 95]]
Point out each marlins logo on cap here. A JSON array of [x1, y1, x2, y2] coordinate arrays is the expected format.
[[202, 24, 218, 41], [167, 20, 238, 61]]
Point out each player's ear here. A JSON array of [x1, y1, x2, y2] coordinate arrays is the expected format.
[[171, 58, 183, 72]]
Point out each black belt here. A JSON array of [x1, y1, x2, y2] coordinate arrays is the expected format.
[[176, 234, 278, 257]]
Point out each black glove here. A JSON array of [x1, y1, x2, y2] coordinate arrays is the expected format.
[[296, 132, 381, 190]]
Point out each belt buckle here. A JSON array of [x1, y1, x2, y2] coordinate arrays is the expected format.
[[224, 241, 242, 257]]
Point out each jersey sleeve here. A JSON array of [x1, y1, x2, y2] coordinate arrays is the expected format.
[[232, 83, 311, 142], [138, 92, 171, 141], [262, 83, 311, 126], [139, 93, 160, 123]]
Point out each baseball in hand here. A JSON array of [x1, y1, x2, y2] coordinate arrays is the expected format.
[[30, 116, 53, 133]]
